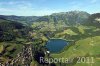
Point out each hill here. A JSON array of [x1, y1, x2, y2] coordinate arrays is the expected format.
[[0, 11, 100, 66], [0, 11, 90, 26], [0, 18, 32, 42], [35, 11, 90, 26], [0, 15, 40, 25]]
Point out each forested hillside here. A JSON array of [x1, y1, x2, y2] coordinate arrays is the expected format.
[[0, 11, 90, 26], [0, 11, 100, 66], [35, 11, 90, 26], [0, 18, 32, 41], [0, 15, 40, 25]]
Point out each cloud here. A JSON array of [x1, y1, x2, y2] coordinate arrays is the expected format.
[[0, 8, 13, 12], [0, 1, 17, 5], [68, 1, 84, 11], [0, 0, 63, 16], [0, 0, 99, 16], [0, 1, 34, 16], [0, 1, 32, 6], [0, 3, 57, 16], [33, 9, 63, 16], [91, 0, 98, 3], [0, 1, 33, 11]]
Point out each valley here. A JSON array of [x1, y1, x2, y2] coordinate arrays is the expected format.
[[0, 11, 100, 66]]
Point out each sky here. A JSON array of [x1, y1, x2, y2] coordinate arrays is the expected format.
[[0, 0, 100, 16]]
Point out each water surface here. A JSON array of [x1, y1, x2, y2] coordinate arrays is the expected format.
[[46, 39, 68, 53]]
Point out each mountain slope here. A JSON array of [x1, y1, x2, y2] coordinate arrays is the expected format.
[[0, 15, 40, 25], [0, 11, 90, 26], [35, 11, 90, 26], [0, 18, 32, 41]]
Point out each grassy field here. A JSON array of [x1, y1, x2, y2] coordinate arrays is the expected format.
[[51, 36, 100, 66], [49, 25, 100, 66], [0, 24, 99, 66], [0, 42, 23, 63], [0, 44, 4, 53]]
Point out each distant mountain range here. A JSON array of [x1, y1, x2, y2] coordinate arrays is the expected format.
[[0, 11, 90, 25], [0, 15, 40, 25], [0, 11, 100, 26], [36, 11, 90, 26]]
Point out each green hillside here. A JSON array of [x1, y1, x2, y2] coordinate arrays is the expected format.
[[0, 11, 100, 66]]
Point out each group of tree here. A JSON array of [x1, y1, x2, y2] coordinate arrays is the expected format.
[[0, 18, 32, 42]]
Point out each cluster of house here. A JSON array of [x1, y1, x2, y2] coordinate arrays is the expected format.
[[0, 44, 33, 66]]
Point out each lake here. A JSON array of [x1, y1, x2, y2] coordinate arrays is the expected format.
[[46, 39, 68, 53]]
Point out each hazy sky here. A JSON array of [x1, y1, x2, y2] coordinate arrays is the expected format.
[[0, 0, 100, 16]]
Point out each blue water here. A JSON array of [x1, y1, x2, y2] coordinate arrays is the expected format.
[[46, 39, 68, 53]]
